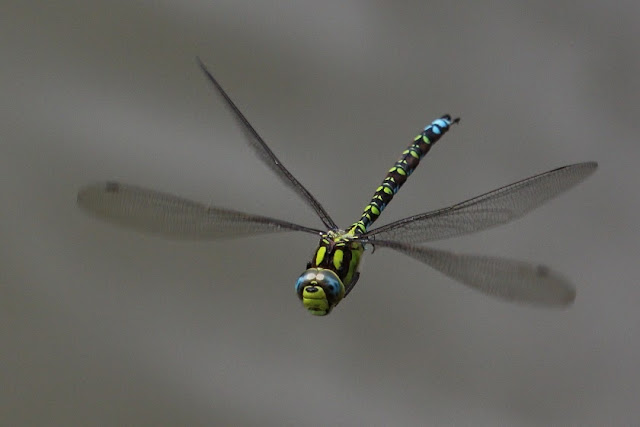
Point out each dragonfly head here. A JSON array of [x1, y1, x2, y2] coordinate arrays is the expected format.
[[295, 268, 345, 316]]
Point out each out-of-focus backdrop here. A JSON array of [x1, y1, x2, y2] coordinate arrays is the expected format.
[[2, 1, 638, 425]]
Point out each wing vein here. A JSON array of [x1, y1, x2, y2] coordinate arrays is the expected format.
[[364, 162, 597, 243], [197, 58, 337, 230], [77, 182, 323, 239]]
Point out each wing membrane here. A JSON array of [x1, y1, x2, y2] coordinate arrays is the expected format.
[[77, 182, 322, 239], [375, 240, 575, 306], [364, 162, 597, 244], [197, 58, 338, 230]]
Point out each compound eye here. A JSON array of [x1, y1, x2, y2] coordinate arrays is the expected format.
[[317, 272, 342, 296], [295, 271, 317, 293], [326, 281, 341, 296]]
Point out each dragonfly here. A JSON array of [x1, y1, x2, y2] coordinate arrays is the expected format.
[[77, 59, 598, 316]]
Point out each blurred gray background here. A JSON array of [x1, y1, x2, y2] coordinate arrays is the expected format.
[[2, 1, 638, 425]]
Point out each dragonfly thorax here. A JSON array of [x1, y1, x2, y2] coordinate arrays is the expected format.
[[295, 230, 366, 315]]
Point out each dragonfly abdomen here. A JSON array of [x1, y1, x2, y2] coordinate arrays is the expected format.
[[349, 115, 459, 234]]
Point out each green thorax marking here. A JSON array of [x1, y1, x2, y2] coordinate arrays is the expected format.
[[310, 229, 364, 290]]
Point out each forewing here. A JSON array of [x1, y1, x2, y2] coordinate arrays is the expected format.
[[77, 182, 322, 239], [197, 58, 338, 230], [374, 240, 575, 306], [364, 162, 597, 244]]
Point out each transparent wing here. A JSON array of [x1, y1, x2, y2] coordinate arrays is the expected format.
[[364, 162, 597, 244], [196, 58, 338, 230], [77, 182, 323, 239], [374, 240, 575, 306]]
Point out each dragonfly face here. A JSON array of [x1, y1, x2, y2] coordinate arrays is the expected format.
[[295, 268, 345, 316]]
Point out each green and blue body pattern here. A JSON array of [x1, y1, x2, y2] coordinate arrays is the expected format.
[[297, 230, 366, 316], [349, 114, 458, 235], [297, 115, 457, 315]]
